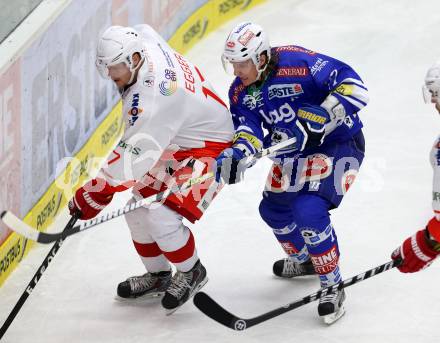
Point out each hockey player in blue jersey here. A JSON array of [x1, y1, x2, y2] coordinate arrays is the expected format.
[[215, 22, 369, 324]]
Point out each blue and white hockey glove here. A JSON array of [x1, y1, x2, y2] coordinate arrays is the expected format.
[[293, 105, 331, 151], [214, 147, 247, 184]]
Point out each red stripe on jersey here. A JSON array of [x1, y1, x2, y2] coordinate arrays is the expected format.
[[133, 241, 163, 257], [194, 65, 228, 108], [162, 230, 195, 263], [173, 141, 231, 161], [108, 150, 121, 165], [112, 179, 137, 192], [194, 65, 205, 82]]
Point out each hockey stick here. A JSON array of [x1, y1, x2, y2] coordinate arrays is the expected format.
[[0, 172, 213, 244], [0, 212, 80, 340], [1, 137, 297, 244], [193, 259, 401, 331]]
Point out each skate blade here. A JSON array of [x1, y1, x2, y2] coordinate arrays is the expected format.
[[165, 277, 209, 316], [114, 291, 165, 302], [322, 305, 345, 325]]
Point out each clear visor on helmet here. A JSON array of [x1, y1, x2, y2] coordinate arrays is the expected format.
[[96, 57, 130, 80], [221, 54, 255, 75], [422, 84, 440, 104]]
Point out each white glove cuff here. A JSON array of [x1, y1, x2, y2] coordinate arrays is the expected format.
[[321, 94, 346, 134]]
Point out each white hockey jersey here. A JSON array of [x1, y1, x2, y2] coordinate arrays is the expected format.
[[430, 135, 440, 219], [101, 25, 234, 185]]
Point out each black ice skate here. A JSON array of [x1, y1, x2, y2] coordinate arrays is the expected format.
[[116, 270, 172, 300], [161, 260, 208, 315], [273, 258, 316, 278], [318, 289, 346, 324]]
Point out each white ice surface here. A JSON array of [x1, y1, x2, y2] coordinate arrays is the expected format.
[[2, 0, 440, 342]]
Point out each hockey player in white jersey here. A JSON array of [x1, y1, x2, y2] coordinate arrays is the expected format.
[[392, 62, 440, 272], [68, 25, 233, 313]]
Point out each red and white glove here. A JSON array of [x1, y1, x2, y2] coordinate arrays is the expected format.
[[68, 178, 116, 220], [391, 218, 440, 273]]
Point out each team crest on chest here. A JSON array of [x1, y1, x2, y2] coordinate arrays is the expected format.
[[242, 90, 264, 110]]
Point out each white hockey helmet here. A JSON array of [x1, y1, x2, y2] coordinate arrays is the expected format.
[[95, 26, 145, 82], [423, 62, 440, 104], [221, 22, 271, 77]]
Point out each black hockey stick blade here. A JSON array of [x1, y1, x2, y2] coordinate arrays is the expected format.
[[194, 259, 401, 331], [194, 290, 307, 331], [193, 292, 246, 330]]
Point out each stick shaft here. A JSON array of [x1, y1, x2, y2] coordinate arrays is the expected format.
[[0, 214, 79, 339]]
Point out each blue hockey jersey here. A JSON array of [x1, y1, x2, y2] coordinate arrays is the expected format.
[[228, 45, 369, 156]]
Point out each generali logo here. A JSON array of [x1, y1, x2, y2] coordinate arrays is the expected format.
[[276, 67, 309, 78]]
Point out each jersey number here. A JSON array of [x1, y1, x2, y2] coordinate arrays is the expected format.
[[194, 66, 228, 109]]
